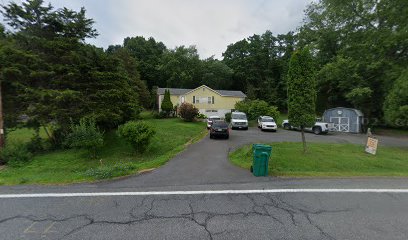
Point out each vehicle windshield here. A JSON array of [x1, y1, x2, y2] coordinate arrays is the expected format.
[[212, 121, 228, 128], [262, 118, 275, 122], [232, 114, 247, 120]]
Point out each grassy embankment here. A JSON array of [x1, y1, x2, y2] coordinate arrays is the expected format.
[[0, 116, 206, 185]]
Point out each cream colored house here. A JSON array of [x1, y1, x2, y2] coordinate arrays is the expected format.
[[157, 85, 246, 117]]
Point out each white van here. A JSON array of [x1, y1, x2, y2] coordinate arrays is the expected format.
[[230, 112, 248, 130]]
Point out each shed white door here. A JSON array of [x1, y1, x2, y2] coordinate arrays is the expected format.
[[330, 117, 350, 132]]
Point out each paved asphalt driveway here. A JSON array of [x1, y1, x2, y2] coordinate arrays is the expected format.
[[1, 127, 408, 240], [98, 127, 408, 189]]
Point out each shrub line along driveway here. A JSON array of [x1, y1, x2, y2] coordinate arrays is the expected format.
[[98, 128, 408, 189]]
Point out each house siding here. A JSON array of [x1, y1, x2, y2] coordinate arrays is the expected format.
[[158, 85, 245, 117]]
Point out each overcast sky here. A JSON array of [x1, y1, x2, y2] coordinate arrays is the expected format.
[[1, 0, 314, 58]]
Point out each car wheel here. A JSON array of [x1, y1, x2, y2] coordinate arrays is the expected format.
[[225, 135, 229, 139], [313, 127, 322, 135], [244, 127, 248, 130], [210, 134, 213, 139]]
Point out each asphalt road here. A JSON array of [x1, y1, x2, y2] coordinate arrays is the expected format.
[[1, 128, 408, 239], [2, 191, 408, 240]]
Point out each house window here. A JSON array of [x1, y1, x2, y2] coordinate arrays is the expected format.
[[181, 96, 185, 103], [208, 97, 211, 104]]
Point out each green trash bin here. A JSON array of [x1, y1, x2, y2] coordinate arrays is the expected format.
[[251, 144, 272, 177]]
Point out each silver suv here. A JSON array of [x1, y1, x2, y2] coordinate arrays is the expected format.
[[230, 112, 248, 130]]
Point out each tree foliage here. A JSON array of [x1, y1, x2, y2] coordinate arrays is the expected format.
[[384, 70, 408, 129], [234, 100, 280, 121], [223, 31, 295, 110], [1, 0, 140, 146], [160, 89, 173, 114], [287, 48, 316, 152], [299, 0, 408, 123]]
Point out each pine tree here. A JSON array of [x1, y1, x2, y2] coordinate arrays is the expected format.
[[287, 48, 316, 153], [161, 89, 173, 116]]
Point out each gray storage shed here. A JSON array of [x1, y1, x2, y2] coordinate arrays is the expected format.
[[323, 107, 364, 133]]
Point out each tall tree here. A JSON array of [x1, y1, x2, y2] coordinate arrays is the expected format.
[[222, 31, 295, 110], [106, 46, 151, 109], [383, 70, 408, 129], [287, 48, 316, 153], [161, 89, 173, 116], [201, 57, 233, 90], [299, 0, 408, 122], [122, 36, 166, 88], [0, 0, 140, 145], [157, 46, 202, 88]]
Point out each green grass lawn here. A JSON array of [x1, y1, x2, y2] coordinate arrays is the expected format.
[[7, 128, 48, 143], [230, 142, 408, 177], [0, 118, 206, 185], [372, 127, 408, 137]]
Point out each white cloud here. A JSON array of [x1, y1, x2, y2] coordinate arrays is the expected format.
[[1, 0, 313, 58]]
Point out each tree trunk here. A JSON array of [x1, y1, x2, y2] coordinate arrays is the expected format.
[[301, 126, 307, 153], [42, 125, 52, 140]]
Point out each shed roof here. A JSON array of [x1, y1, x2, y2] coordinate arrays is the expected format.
[[157, 86, 246, 98], [324, 107, 364, 117]]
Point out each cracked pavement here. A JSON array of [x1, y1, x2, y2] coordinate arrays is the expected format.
[[2, 193, 408, 239], [1, 128, 408, 239]]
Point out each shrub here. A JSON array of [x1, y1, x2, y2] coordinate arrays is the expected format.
[[225, 112, 232, 123], [235, 99, 280, 121], [0, 142, 33, 166], [179, 103, 199, 122], [197, 113, 207, 119], [266, 106, 280, 122], [64, 118, 104, 159], [118, 121, 156, 153], [235, 100, 250, 114], [26, 128, 50, 153], [153, 111, 167, 119]]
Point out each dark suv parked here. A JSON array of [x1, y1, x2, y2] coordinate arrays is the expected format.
[[209, 121, 230, 139]]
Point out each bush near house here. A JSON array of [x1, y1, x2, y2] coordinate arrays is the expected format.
[[179, 103, 199, 122], [235, 99, 280, 121], [118, 121, 156, 153]]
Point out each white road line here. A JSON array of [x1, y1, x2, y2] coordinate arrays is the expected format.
[[1, 189, 408, 198]]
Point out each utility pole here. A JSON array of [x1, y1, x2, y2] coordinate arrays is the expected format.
[[0, 81, 4, 149]]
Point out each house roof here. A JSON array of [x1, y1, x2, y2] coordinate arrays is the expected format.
[[324, 107, 364, 117], [157, 85, 246, 98]]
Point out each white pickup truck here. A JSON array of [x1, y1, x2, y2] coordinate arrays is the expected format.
[[282, 118, 330, 135]]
